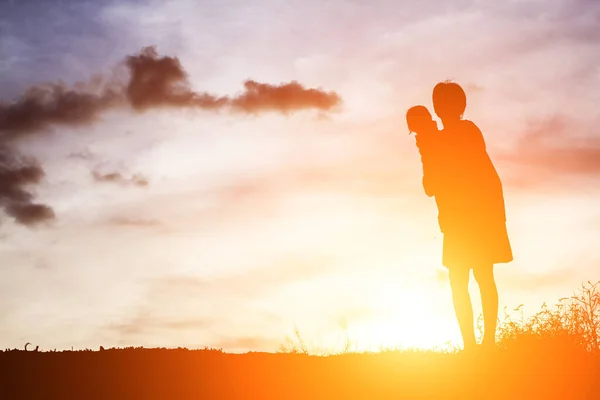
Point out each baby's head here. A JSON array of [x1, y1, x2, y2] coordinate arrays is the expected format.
[[406, 105, 436, 135], [432, 80, 466, 121]]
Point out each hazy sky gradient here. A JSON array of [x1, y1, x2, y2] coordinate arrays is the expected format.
[[1, 0, 599, 352]]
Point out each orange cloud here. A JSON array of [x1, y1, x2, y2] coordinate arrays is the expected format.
[[231, 80, 341, 114], [498, 116, 600, 189]]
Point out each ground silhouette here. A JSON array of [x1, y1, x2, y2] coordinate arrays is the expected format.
[[1, 344, 598, 399], [2, 281, 599, 399]]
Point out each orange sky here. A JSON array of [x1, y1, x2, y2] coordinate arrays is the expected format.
[[0, 0, 599, 353]]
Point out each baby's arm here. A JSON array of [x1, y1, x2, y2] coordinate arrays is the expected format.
[[414, 131, 433, 155], [415, 131, 439, 197]]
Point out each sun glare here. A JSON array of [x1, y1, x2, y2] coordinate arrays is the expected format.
[[359, 286, 458, 351], [314, 279, 461, 353]]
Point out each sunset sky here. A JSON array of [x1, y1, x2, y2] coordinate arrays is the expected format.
[[1, 0, 599, 353]]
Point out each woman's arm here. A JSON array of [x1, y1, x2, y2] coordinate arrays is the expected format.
[[423, 173, 436, 197]]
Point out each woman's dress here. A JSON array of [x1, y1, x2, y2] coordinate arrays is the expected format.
[[418, 120, 513, 269]]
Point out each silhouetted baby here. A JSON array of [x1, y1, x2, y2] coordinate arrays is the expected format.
[[406, 105, 438, 139], [406, 105, 440, 198]]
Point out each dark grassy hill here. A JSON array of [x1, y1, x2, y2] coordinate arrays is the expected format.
[[1, 345, 599, 399], [2, 281, 599, 399]]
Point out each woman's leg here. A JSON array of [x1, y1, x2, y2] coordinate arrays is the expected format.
[[448, 268, 476, 350], [473, 264, 498, 347]]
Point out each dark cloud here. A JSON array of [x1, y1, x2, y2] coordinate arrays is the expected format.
[[5, 202, 55, 226], [0, 46, 341, 136], [123, 47, 229, 112], [0, 46, 342, 226], [0, 151, 55, 225], [0, 79, 122, 137], [92, 171, 149, 187]]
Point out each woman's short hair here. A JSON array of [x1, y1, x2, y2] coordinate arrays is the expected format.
[[432, 81, 466, 119]]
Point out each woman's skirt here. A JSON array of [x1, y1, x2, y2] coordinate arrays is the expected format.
[[442, 220, 513, 270]]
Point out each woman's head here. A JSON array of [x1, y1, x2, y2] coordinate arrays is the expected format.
[[406, 105, 436, 135], [432, 81, 466, 120]]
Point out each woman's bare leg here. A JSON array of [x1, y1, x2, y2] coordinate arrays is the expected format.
[[473, 264, 498, 347], [449, 268, 476, 350]]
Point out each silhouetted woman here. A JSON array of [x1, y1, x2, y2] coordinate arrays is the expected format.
[[413, 81, 513, 351]]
